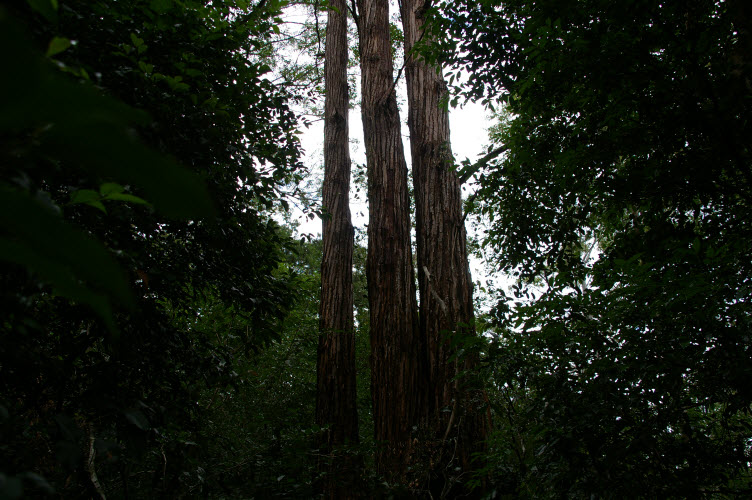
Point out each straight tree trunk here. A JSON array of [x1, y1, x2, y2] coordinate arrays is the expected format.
[[316, 0, 359, 496], [400, 0, 488, 489], [356, 0, 426, 478]]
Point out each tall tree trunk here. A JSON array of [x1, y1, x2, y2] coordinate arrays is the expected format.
[[400, 0, 488, 490], [316, 0, 359, 496], [356, 0, 426, 478]]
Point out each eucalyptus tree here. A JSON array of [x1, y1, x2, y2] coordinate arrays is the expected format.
[[356, 0, 426, 478], [400, 0, 489, 490], [316, 0, 360, 496]]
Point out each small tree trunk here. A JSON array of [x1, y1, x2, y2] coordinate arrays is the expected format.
[[356, 0, 427, 479], [316, 0, 359, 496], [400, 0, 489, 490]]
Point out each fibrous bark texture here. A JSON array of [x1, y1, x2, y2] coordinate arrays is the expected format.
[[400, 0, 488, 486], [356, 0, 426, 477], [316, 0, 359, 496]]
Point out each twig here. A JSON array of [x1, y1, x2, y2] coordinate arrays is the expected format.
[[314, 0, 323, 58], [389, 61, 407, 98], [87, 424, 107, 500], [441, 402, 457, 445], [348, 0, 359, 32]]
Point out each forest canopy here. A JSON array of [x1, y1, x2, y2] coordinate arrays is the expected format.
[[430, 0, 752, 496], [1, 0, 751, 498]]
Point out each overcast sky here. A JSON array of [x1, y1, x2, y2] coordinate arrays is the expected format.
[[278, 3, 506, 310], [294, 99, 492, 235]]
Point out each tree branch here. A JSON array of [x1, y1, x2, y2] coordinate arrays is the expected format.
[[87, 424, 107, 500], [348, 0, 359, 34], [314, 0, 323, 58], [458, 145, 508, 184]]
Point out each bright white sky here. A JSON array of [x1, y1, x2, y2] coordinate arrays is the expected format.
[[281, 1, 494, 236], [294, 100, 492, 233], [293, 96, 500, 309], [278, 2, 506, 311]]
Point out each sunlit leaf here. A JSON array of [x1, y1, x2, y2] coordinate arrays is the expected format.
[[46, 36, 71, 57], [99, 182, 125, 196], [104, 192, 152, 206]]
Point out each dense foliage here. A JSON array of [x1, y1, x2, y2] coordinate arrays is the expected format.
[[1, 0, 306, 496], [431, 0, 752, 496], [5, 0, 751, 497]]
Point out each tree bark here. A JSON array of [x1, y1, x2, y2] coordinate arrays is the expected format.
[[316, 0, 359, 496], [400, 0, 488, 489], [356, 0, 426, 478]]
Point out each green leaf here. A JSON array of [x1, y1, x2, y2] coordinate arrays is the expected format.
[[130, 33, 144, 47], [0, 238, 115, 330], [87, 200, 107, 213], [0, 187, 134, 327], [0, 18, 214, 220], [69, 189, 107, 213], [46, 36, 71, 57], [103, 193, 152, 206], [138, 61, 154, 74], [70, 189, 100, 203], [99, 182, 125, 196]]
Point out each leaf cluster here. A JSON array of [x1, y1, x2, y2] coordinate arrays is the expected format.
[[430, 0, 752, 496], [1, 0, 307, 497]]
